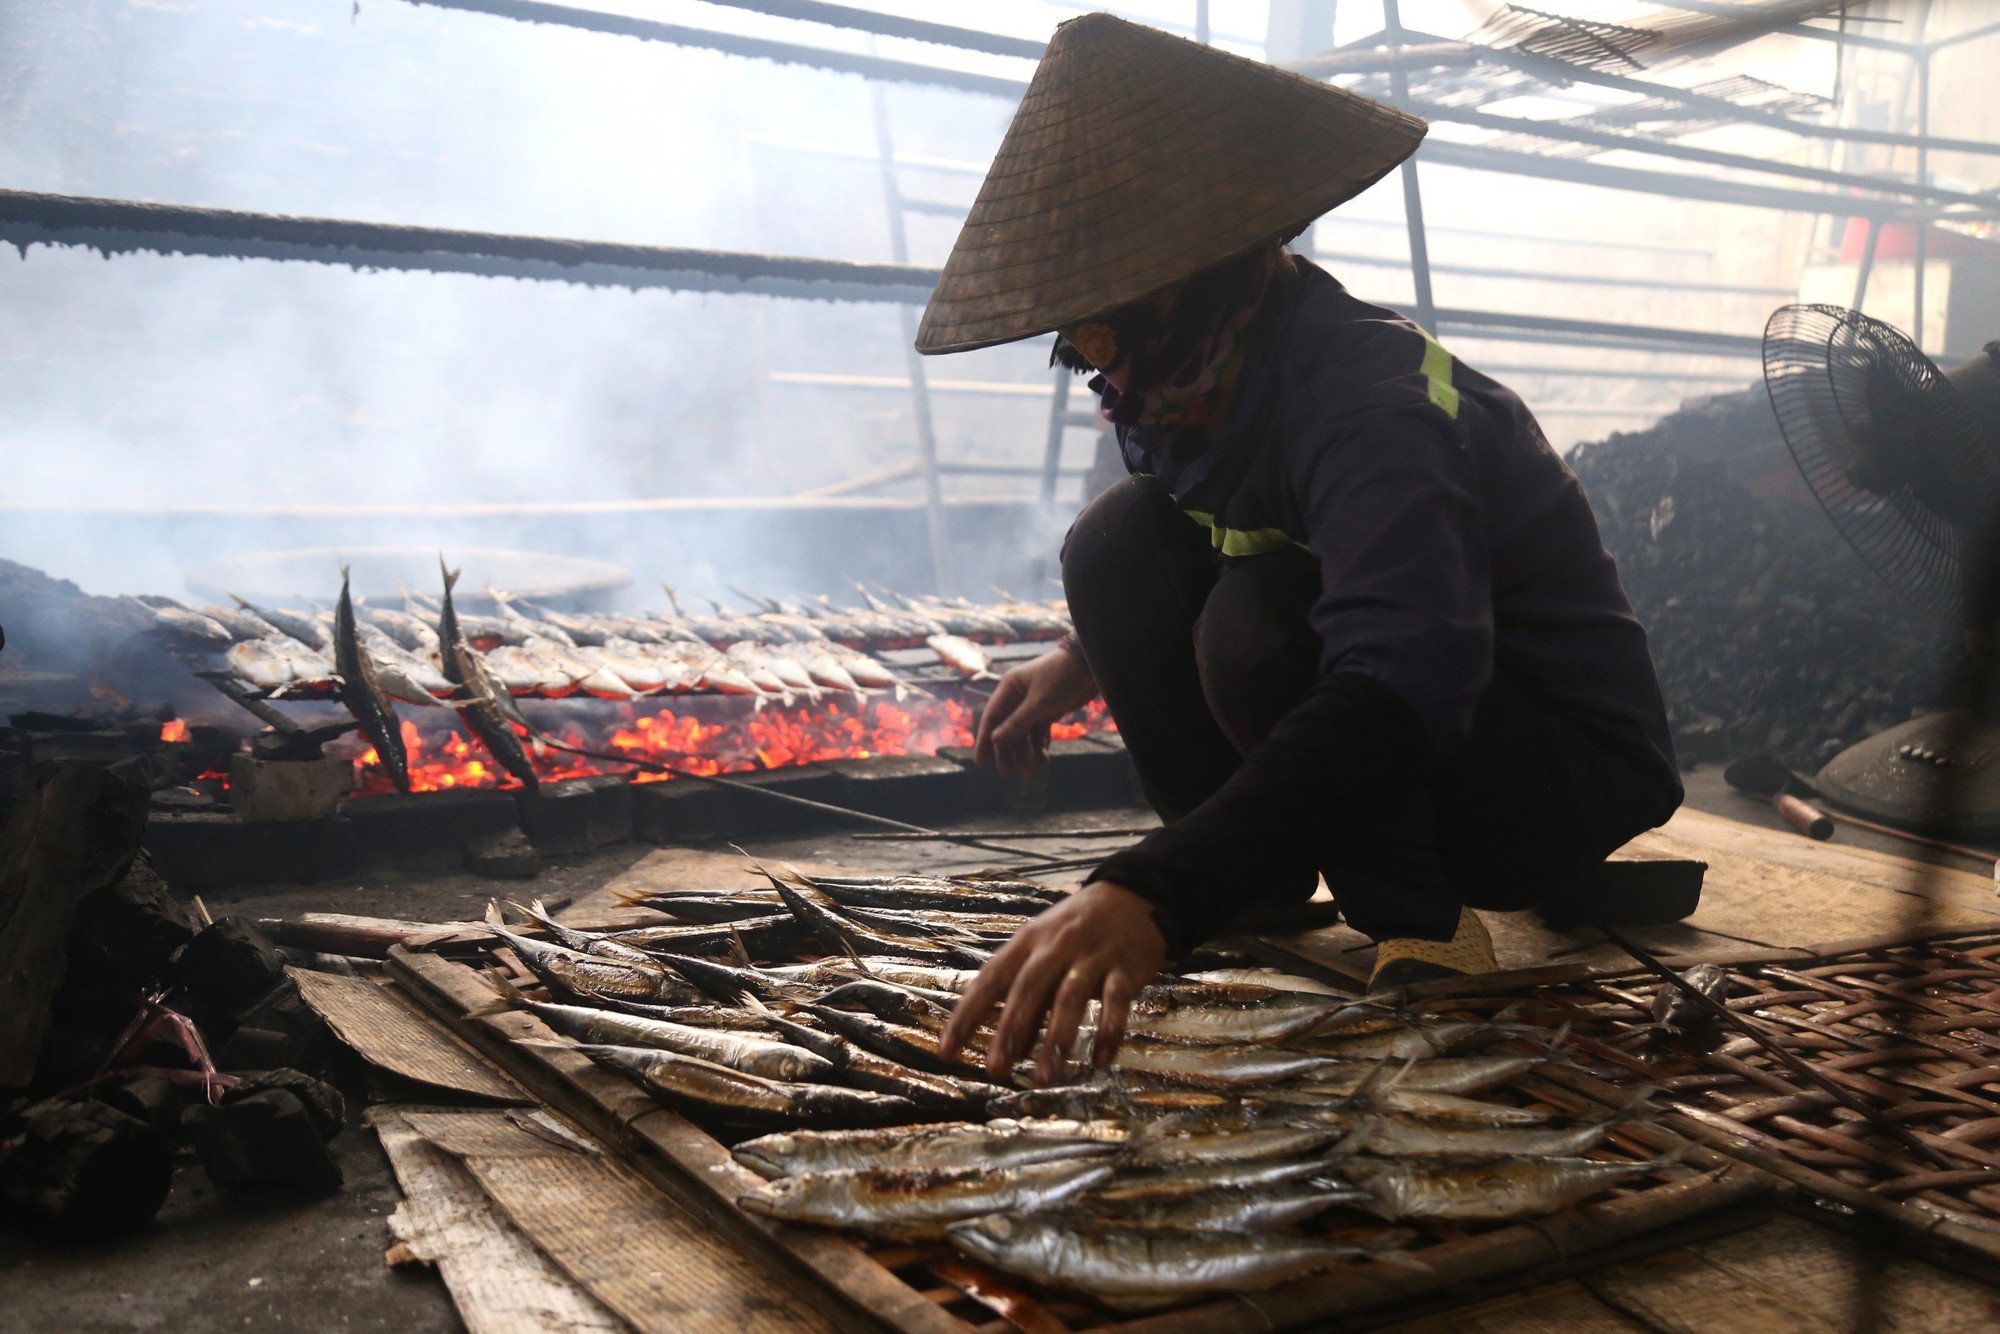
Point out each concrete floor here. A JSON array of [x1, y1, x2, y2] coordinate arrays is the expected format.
[[1, 767, 1986, 1332]]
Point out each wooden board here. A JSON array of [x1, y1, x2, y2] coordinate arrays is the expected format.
[[386, 946, 965, 1334], [402, 1108, 835, 1334], [373, 1106, 624, 1334], [289, 966, 526, 1102], [1399, 1213, 2000, 1333], [559, 847, 868, 930], [1262, 807, 2000, 987], [385, 947, 1771, 1334]]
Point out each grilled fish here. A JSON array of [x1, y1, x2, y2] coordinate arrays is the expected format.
[[925, 633, 995, 680], [768, 878, 953, 963], [437, 560, 539, 791], [947, 1215, 1384, 1309], [1127, 1125, 1344, 1167], [733, 1118, 1124, 1179], [1348, 1116, 1622, 1159], [486, 926, 694, 1005], [802, 1003, 1001, 1084], [1343, 1154, 1672, 1222], [1086, 1156, 1334, 1202], [333, 568, 410, 792], [519, 1001, 835, 1082], [739, 1158, 1115, 1241], [1060, 1181, 1367, 1233], [230, 595, 332, 649], [560, 1041, 922, 1129]]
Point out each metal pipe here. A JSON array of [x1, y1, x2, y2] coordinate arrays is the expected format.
[[1851, 218, 1882, 310], [1195, 0, 1210, 44], [1408, 102, 2000, 213], [1310, 33, 2000, 159], [691, 0, 1045, 59], [870, 83, 953, 593], [400, 0, 1029, 98], [1381, 0, 1437, 334], [1040, 364, 1074, 506], [1913, 43, 1932, 351], [1418, 139, 1960, 224]]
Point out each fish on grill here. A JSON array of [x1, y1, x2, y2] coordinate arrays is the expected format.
[[485, 926, 695, 1006], [1061, 1180, 1368, 1233], [767, 877, 955, 963], [925, 633, 996, 680], [1341, 1153, 1676, 1222], [333, 567, 411, 792], [802, 1003, 1003, 1084], [516, 1000, 835, 1082], [437, 560, 540, 791], [229, 595, 333, 649], [555, 1041, 924, 1130], [946, 1214, 1388, 1310], [732, 1118, 1125, 1179], [224, 636, 336, 694], [739, 1158, 1115, 1241]]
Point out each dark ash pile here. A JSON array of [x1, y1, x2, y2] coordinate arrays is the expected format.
[[1568, 388, 1956, 772]]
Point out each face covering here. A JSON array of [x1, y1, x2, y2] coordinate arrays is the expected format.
[[1055, 245, 1286, 430]]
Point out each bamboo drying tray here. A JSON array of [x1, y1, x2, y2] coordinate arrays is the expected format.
[[383, 944, 1768, 1333]]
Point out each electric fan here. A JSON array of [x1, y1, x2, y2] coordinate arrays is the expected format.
[[1762, 303, 2000, 834]]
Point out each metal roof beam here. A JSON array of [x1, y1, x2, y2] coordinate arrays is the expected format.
[[1414, 102, 2000, 212], [1302, 35, 2000, 157], [689, 0, 1045, 59], [0, 188, 942, 301], [1418, 137, 1968, 222], [401, 0, 1028, 98]]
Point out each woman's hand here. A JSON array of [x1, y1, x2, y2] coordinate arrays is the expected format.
[[972, 646, 1100, 779], [939, 880, 1166, 1086]]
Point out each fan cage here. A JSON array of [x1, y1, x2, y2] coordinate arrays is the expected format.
[[1762, 303, 1995, 625]]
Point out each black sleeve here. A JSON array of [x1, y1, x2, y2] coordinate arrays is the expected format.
[[1087, 670, 1435, 955]]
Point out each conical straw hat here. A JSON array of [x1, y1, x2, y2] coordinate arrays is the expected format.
[[915, 13, 1427, 356]]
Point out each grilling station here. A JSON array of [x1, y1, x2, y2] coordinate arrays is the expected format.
[[10, 2, 2000, 1332]]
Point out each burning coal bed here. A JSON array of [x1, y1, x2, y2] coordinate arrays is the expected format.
[[128, 583, 1113, 801]]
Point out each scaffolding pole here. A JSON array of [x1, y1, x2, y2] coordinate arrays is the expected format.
[[870, 83, 953, 593]]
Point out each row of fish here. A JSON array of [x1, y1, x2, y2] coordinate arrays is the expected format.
[[138, 583, 1067, 691], [468, 865, 1679, 1311]]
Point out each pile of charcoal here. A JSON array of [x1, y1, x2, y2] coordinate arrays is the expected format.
[[0, 763, 344, 1236], [1569, 389, 1956, 770]]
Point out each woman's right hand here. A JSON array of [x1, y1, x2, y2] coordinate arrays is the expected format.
[[973, 646, 1100, 779]]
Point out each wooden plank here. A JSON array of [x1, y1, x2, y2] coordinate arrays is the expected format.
[[1550, 1209, 2000, 1334], [560, 847, 866, 930], [259, 912, 489, 959], [372, 1106, 625, 1334], [289, 967, 526, 1102], [404, 1109, 833, 1334], [1382, 1281, 1645, 1332], [385, 946, 968, 1334]]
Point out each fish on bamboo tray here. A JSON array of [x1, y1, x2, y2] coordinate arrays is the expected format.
[[387, 862, 1769, 1327]]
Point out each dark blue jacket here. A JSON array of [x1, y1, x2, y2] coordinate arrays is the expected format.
[[1091, 260, 1683, 945], [1119, 259, 1678, 782]]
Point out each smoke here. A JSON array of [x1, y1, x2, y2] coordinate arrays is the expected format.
[[0, 0, 1055, 604]]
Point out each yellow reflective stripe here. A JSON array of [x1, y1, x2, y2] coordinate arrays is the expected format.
[[1178, 506, 1303, 557], [1421, 332, 1460, 420]]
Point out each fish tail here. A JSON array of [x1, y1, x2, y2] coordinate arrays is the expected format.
[[466, 969, 530, 1018]]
